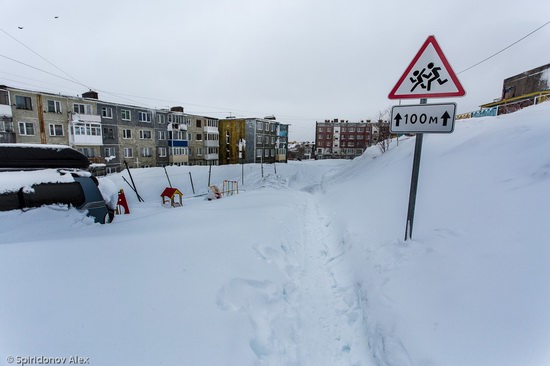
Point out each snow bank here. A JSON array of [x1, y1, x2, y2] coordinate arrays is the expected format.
[[1, 101, 549, 365]]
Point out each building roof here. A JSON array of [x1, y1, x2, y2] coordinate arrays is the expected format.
[[160, 187, 183, 198]]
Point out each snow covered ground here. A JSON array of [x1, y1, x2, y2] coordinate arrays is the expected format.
[[1, 102, 549, 365]]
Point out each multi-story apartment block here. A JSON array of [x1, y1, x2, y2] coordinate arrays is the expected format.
[[165, 106, 189, 166], [315, 119, 390, 159], [69, 91, 102, 164], [218, 117, 248, 165], [1, 85, 286, 171], [218, 116, 288, 165], [154, 110, 170, 167], [1, 86, 181, 172], [202, 116, 220, 166], [187, 114, 219, 166]]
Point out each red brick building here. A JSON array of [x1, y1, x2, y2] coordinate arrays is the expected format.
[[315, 119, 389, 159]]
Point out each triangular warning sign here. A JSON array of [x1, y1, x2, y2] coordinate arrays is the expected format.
[[388, 35, 465, 99]]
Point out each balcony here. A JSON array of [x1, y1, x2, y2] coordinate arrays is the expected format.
[[168, 123, 187, 131], [203, 126, 218, 134], [71, 113, 101, 123], [70, 113, 102, 146], [168, 140, 188, 147], [0, 104, 12, 117], [205, 153, 219, 161], [204, 139, 218, 147]]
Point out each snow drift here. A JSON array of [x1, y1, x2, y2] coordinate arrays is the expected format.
[[1, 102, 549, 365]]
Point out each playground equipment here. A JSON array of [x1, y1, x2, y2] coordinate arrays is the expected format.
[[116, 189, 130, 214], [223, 180, 239, 196], [160, 187, 183, 208], [207, 186, 222, 200]]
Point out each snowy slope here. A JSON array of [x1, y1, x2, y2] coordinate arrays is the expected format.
[[1, 102, 549, 365]]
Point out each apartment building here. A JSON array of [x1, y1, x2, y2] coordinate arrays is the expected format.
[[1, 86, 187, 172], [187, 114, 219, 166], [218, 116, 288, 165], [315, 119, 390, 159], [1, 86, 293, 170]]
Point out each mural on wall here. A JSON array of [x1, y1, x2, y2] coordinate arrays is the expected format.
[[502, 63, 550, 100]]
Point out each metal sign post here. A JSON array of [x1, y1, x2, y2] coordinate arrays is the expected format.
[[404, 99, 425, 240]]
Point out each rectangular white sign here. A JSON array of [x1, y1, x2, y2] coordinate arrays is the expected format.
[[390, 103, 457, 133]]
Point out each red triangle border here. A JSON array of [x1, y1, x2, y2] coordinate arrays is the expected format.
[[388, 35, 466, 99]]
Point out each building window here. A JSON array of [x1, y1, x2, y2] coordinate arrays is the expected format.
[[157, 114, 165, 124], [73, 103, 92, 115], [47, 100, 61, 113], [123, 129, 132, 139], [141, 147, 153, 157], [349, 127, 355, 132], [318, 134, 323, 140], [78, 147, 95, 158], [138, 111, 151, 122], [15, 96, 32, 110], [256, 121, 263, 131], [169, 131, 186, 140], [48, 124, 63, 136], [18, 122, 35, 135], [139, 130, 152, 139], [196, 133, 202, 141], [196, 120, 202, 128], [170, 147, 188, 156], [0, 90, 9, 105], [101, 107, 113, 118], [158, 131, 166, 140], [121, 109, 131, 120], [124, 148, 133, 158], [197, 147, 203, 156], [104, 147, 116, 159], [256, 149, 262, 157], [158, 147, 167, 157], [103, 127, 115, 139], [72, 123, 100, 136]]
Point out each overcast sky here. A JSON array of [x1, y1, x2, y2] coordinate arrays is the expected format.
[[1, 0, 549, 140]]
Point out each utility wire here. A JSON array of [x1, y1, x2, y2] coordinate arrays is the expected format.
[[458, 20, 550, 74], [0, 27, 85, 86], [0, 53, 82, 85]]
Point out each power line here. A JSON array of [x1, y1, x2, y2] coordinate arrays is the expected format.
[[0, 53, 82, 85], [458, 20, 550, 74], [0, 27, 85, 87]]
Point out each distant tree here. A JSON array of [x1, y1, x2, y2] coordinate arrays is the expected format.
[[374, 106, 392, 154]]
